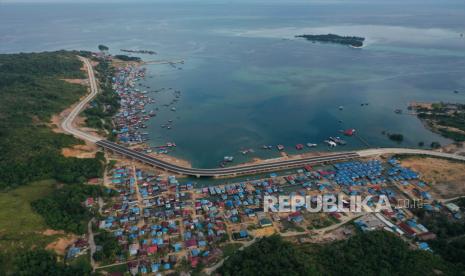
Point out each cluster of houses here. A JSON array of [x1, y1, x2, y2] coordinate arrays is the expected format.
[[112, 65, 156, 145], [76, 157, 463, 274], [350, 158, 463, 252]]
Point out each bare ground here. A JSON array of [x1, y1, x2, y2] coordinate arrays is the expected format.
[[46, 234, 78, 256], [401, 157, 465, 199]]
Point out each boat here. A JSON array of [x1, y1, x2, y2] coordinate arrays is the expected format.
[[171, 107, 176, 111], [277, 145, 285, 151], [329, 136, 347, 145], [324, 140, 337, 147], [343, 129, 356, 136], [262, 145, 273, 150], [224, 156, 234, 162], [306, 143, 317, 148], [394, 109, 403, 114], [338, 105, 344, 110], [295, 144, 304, 150], [240, 149, 254, 155]]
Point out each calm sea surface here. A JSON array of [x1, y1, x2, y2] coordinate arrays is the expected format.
[[1, 1, 465, 168]]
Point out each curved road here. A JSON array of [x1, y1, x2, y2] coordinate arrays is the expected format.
[[61, 56, 102, 143], [62, 57, 465, 178]]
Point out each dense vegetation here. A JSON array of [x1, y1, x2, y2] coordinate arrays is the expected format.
[[221, 231, 461, 276], [313, 230, 457, 275], [98, 44, 109, 51], [413, 207, 465, 270], [93, 231, 123, 262], [31, 183, 113, 234], [83, 59, 119, 138], [416, 102, 465, 142], [0, 51, 105, 189], [12, 249, 92, 276], [220, 235, 318, 276], [114, 54, 141, 62], [296, 34, 365, 47]]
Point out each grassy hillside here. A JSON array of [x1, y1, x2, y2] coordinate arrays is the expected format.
[[0, 180, 61, 273]]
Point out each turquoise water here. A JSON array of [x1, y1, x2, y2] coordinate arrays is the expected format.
[[1, 1, 465, 168]]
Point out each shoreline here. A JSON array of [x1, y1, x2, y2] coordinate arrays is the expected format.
[[86, 55, 463, 174], [108, 57, 193, 168]]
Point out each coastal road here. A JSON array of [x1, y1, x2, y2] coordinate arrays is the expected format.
[[61, 56, 102, 143], [97, 140, 359, 177], [62, 56, 465, 178], [358, 148, 465, 161]]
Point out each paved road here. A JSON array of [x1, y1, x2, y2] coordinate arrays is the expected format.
[[97, 140, 359, 177], [61, 57, 465, 177], [61, 57, 101, 143], [358, 148, 465, 161]]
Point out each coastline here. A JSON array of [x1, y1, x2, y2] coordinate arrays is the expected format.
[[108, 56, 194, 169]]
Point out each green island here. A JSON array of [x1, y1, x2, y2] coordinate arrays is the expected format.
[[296, 34, 365, 47], [411, 102, 465, 142]]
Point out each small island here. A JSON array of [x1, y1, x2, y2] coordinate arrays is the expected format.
[[295, 34, 365, 47]]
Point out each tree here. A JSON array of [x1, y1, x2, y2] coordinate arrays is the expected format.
[[431, 141, 441, 149], [220, 235, 318, 276], [13, 249, 91, 276], [98, 44, 109, 51], [388, 133, 404, 143]]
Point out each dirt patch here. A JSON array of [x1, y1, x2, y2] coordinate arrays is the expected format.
[[42, 229, 65, 236], [46, 234, 78, 255], [62, 144, 98, 158], [61, 78, 87, 85], [253, 227, 276, 238], [111, 58, 142, 68], [410, 102, 433, 110], [401, 157, 465, 199]]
